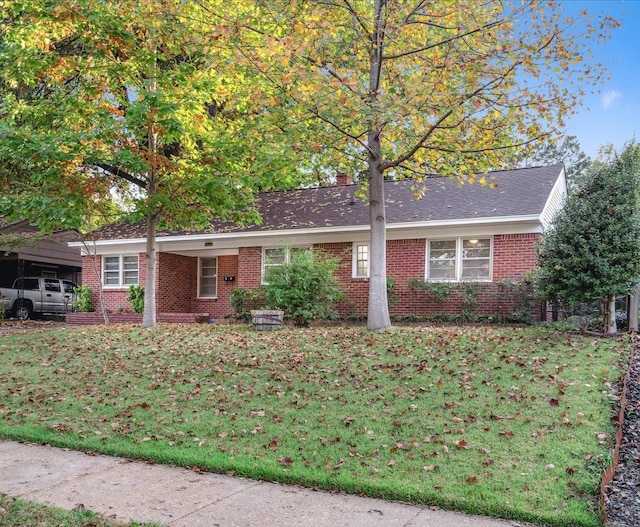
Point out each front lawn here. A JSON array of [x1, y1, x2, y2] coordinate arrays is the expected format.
[[0, 325, 629, 526]]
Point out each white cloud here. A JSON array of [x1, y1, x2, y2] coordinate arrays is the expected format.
[[602, 90, 621, 110]]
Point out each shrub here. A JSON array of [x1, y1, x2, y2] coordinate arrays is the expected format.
[[264, 249, 342, 326], [229, 287, 265, 322], [126, 285, 145, 313], [72, 286, 94, 312]]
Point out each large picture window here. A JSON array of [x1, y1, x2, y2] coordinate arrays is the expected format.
[[198, 257, 218, 298], [103, 255, 139, 287], [427, 238, 491, 281]]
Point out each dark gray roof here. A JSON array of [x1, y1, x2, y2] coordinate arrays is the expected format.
[[93, 164, 563, 240]]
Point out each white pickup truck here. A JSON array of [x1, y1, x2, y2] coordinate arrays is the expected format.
[[0, 277, 77, 320]]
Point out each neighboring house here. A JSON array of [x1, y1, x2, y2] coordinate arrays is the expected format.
[[69, 164, 566, 322], [0, 219, 82, 287]]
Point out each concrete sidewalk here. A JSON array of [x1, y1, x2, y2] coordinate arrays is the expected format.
[[0, 440, 531, 526]]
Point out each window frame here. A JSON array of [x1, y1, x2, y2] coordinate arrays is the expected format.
[[261, 246, 311, 283], [197, 256, 218, 299], [426, 237, 492, 282], [352, 242, 370, 278], [102, 254, 140, 288]]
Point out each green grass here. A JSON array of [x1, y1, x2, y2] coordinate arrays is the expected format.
[[0, 324, 629, 527], [0, 493, 158, 527]]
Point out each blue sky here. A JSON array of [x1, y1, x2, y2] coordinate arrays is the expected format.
[[563, 1, 639, 159]]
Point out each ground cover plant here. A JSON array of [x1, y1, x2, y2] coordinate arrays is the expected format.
[[0, 325, 629, 526], [0, 493, 157, 527]]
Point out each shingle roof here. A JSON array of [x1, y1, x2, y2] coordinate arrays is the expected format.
[[92, 164, 563, 241]]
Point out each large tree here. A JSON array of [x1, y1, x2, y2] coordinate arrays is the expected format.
[[521, 135, 592, 189], [216, 0, 618, 330], [0, 0, 301, 327], [534, 141, 640, 333]]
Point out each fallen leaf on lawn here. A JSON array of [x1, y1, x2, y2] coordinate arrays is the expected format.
[[550, 399, 559, 407], [454, 439, 470, 449], [499, 431, 514, 439], [343, 416, 354, 426], [422, 464, 438, 472], [565, 467, 576, 475], [466, 476, 478, 484], [279, 456, 293, 467], [545, 464, 555, 471]]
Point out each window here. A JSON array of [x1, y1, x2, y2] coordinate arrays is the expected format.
[[261, 246, 310, 281], [44, 278, 61, 292], [427, 238, 491, 281], [353, 243, 369, 278], [103, 255, 139, 287], [198, 257, 217, 298], [63, 281, 76, 294]]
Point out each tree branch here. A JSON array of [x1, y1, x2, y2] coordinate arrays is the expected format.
[[95, 163, 147, 188]]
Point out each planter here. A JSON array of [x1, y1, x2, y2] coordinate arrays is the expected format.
[[251, 309, 284, 331]]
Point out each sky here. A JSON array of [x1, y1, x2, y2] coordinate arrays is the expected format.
[[563, 1, 640, 159]]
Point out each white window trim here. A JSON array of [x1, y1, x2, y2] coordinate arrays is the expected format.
[[352, 242, 370, 278], [261, 246, 311, 283], [425, 237, 493, 282], [102, 254, 139, 288], [197, 256, 218, 299]]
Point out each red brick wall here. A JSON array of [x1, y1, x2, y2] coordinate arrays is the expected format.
[[237, 247, 262, 289], [81, 233, 543, 321], [156, 253, 193, 313], [493, 233, 540, 281]]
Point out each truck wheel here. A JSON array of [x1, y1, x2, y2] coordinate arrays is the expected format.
[[14, 302, 31, 321]]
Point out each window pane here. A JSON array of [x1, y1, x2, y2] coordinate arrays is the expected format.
[[123, 271, 138, 285], [264, 248, 286, 265], [104, 256, 120, 271], [104, 271, 120, 285], [428, 240, 456, 280], [44, 279, 61, 292], [463, 239, 490, 258], [355, 244, 368, 277], [199, 257, 217, 296], [200, 277, 217, 296], [123, 256, 138, 270], [201, 258, 217, 277], [462, 239, 490, 279]]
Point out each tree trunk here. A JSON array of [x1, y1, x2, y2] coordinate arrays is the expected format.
[[142, 212, 157, 327], [142, 72, 158, 329], [367, 131, 391, 331], [605, 295, 617, 334], [630, 285, 639, 332], [365, 0, 391, 331]]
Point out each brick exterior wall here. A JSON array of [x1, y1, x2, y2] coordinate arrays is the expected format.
[[81, 232, 544, 322]]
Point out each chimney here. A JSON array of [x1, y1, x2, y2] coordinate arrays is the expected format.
[[336, 172, 353, 186]]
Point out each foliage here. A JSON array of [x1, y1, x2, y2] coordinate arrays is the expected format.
[[72, 286, 94, 313], [521, 135, 592, 189], [220, 0, 619, 330], [492, 278, 537, 324], [126, 285, 145, 314], [407, 278, 452, 317], [0, 0, 307, 327], [534, 140, 640, 332], [386, 276, 397, 308], [264, 249, 341, 327], [0, 324, 629, 526], [0, 494, 157, 527], [0, 299, 5, 320], [228, 286, 265, 322], [459, 282, 481, 322]]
